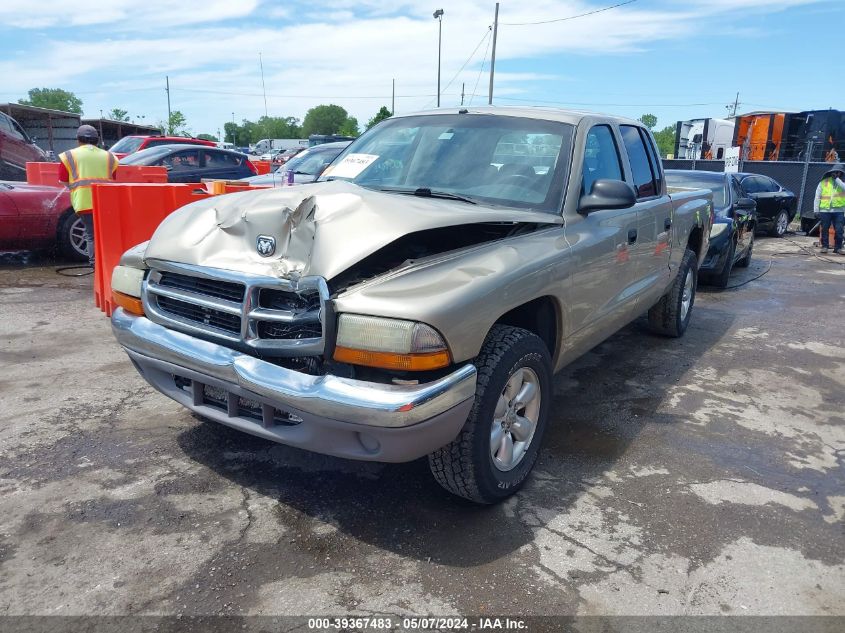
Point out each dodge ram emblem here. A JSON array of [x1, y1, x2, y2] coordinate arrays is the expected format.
[[256, 235, 276, 257]]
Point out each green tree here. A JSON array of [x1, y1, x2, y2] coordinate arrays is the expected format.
[[256, 116, 301, 140], [19, 88, 82, 114], [159, 110, 189, 136], [108, 108, 130, 122], [638, 113, 658, 131], [302, 104, 355, 137], [197, 133, 218, 142], [653, 125, 676, 158], [366, 106, 392, 130], [338, 116, 360, 137]]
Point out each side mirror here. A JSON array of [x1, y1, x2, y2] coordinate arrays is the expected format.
[[579, 179, 637, 214], [734, 197, 755, 211]]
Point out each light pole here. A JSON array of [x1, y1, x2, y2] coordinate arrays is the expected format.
[[231, 112, 235, 146], [433, 9, 444, 108]]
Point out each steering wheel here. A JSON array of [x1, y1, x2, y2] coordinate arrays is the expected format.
[[500, 174, 533, 187]]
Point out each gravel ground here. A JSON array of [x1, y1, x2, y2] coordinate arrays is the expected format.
[[0, 235, 843, 626]]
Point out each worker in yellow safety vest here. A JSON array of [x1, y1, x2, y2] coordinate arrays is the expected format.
[[57, 125, 118, 266], [813, 163, 845, 254]]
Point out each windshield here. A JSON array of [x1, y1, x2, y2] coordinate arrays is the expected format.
[[285, 147, 343, 175], [110, 136, 145, 153], [119, 146, 172, 164], [666, 173, 727, 208], [320, 114, 574, 213]]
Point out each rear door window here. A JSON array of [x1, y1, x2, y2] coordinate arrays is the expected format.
[[582, 125, 622, 195], [741, 176, 763, 194], [162, 149, 200, 170], [620, 125, 657, 198], [204, 151, 242, 167]]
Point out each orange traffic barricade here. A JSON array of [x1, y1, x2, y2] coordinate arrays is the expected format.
[[252, 160, 273, 175], [91, 183, 213, 315], [26, 162, 168, 188]]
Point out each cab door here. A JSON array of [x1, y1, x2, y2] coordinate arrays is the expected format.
[[566, 124, 641, 344], [619, 124, 672, 306]]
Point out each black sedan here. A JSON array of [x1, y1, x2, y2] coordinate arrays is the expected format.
[[734, 173, 797, 237], [120, 144, 257, 183], [666, 170, 756, 288]]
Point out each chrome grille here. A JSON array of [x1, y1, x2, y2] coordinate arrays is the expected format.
[[157, 295, 241, 334], [143, 261, 330, 357], [159, 271, 245, 302]]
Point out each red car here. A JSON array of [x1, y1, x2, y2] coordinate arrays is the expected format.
[[109, 135, 217, 159], [0, 181, 86, 261], [0, 111, 48, 181]]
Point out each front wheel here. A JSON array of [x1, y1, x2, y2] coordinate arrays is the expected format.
[[648, 247, 697, 337], [428, 325, 552, 504], [711, 239, 736, 288], [771, 210, 789, 237], [735, 232, 753, 268]]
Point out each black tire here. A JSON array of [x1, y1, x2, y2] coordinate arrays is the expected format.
[[735, 233, 753, 268], [428, 325, 552, 504], [770, 210, 789, 237], [56, 211, 88, 262], [648, 247, 697, 337], [711, 239, 736, 287]]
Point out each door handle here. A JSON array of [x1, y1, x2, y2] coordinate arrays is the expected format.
[[628, 229, 638, 244], [664, 218, 672, 231]]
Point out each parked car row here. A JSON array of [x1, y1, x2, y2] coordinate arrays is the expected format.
[[665, 170, 797, 287]]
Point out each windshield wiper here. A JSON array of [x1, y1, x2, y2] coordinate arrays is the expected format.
[[380, 187, 477, 204]]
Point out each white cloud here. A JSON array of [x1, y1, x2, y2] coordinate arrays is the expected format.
[[0, 0, 828, 132]]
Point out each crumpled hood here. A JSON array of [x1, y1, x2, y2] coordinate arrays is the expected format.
[[143, 180, 561, 281]]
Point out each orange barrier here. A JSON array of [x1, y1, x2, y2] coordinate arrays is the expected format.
[[25, 162, 167, 188], [91, 182, 273, 315], [252, 160, 273, 175], [91, 183, 213, 315], [26, 162, 61, 186]]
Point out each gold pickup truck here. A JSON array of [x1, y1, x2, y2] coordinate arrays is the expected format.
[[110, 107, 712, 503]]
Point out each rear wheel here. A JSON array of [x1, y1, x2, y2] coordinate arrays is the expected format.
[[648, 247, 697, 337], [771, 210, 789, 237], [57, 211, 88, 261], [428, 325, 552, 504]]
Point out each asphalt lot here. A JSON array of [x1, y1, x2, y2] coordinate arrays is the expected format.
[[0, 235, 843, 620]]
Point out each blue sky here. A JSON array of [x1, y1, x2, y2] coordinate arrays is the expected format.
[[0, 0, 839, 137]]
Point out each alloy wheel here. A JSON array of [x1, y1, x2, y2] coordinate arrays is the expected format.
[[490, 367, 542, 472]]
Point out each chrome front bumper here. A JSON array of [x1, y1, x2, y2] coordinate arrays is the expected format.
[[111, 309, 477, 462]]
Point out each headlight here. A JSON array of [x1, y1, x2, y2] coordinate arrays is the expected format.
[[334, 314, 451, 371], [111, 265, 146, 315], [710, 222, 729, 237]]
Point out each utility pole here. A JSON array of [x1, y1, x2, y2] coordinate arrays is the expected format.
[[259, 52, 268, 118], [727, 92, 740, 117], [231, 112, 235, 146], [461, 82, 465, 106], [165, 75, 172, 130], [433, 9, 444, 107], [392, 78, 395, 114], [488, 2, 499, 105]]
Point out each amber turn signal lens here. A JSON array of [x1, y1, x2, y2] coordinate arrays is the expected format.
[[112, 290, 144, 316], [333, 346, 450, 371]]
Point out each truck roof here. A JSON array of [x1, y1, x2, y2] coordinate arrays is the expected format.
[[397, 105, 643, 127]]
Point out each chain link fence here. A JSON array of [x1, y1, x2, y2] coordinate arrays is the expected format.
[[664, 142, 836, 218]]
